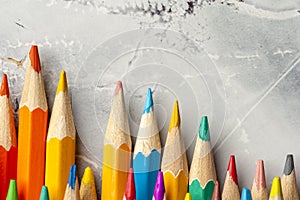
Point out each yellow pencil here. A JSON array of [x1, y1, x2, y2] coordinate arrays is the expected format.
[[101, 81, 132, 200], [80, 167, 97, 200], [64, 165, 80, 200], [184, 193, 192, 200], [45, 70, 76, 200], [17, 45, 48, 200], [269, 177, 283, 200], [161, 101, 188, 200]]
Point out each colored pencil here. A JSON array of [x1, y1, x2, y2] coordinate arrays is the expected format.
[[39, 186, 49, 200], [45, 70, 76, 200], [189, 116, 217, 200], [123, 168, 136, 200], [80, 167, 97, 200], [133, 88, 161, 200], [153, 171, 165, 200], [161, 101, 188, 200], [0, 74, 17, 200], [241, 188, 252, 200], [63, 165, 80, 200], [269, 177, 283, 200], [6, 180, 18, 200], [222, 155, 240, 200], [101, 81, 132, 200], [212, 181, 221, 200], [281, 154, 299, 200], [184, 193, 192, 200], [251, 160, 268, 200], [17, 45, 48, 199]]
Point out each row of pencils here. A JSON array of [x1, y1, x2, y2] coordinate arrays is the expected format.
[[0, 45, 298, 200]]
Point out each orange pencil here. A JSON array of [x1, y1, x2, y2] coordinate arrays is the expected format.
[[17, 45, 48, 200], [0, 74, 17, 200]]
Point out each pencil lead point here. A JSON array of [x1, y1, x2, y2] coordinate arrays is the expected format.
[[39, 186, 49, 200], [283, 154, 294, 176], [68, 164, 77, 189], [29, 45, 41, 72], [56, 70, 68, 94], [115, 81, 123, 96], [143, 88, 153, 113], [270, 177, 282, 197], [198, 116, 210, 141], [241, 187, 252, 200], [169, 100, 180, 131], [228, 155, 238, 185], [0, 74, 9, 97], [82, 167, 94, 184]]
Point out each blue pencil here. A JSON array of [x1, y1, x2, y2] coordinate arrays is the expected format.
[[241, 187, 252, 200], [133, 88, 161, 200], [63, 164, 80, 200]]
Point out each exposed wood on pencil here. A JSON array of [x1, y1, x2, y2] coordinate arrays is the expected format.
[[64, 165, 80, 200], [133, 88, 161, 200], [80, 167, 97, 200], [161, 101, 188, 200], [251, 160, 268, 200], [101, 81, 132, 200], [189, 116, 217, 200], [6, 180, 18, 200], [0, 74, 17, 200], [39, 186, 49, 200], [17, 45, 48, 200], [281, 154, 299, 200], [222, 155, 240, 200], [212, 181, 220, 200], [123, 168, 135, 200], [269, 177, 283, 200], [45, 70, 76, 200]]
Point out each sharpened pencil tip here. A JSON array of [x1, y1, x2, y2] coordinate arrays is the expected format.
[[29, 45, 41, 72], [6, 180, 18, 200], [241, 188, 252, 200], [270, 177, 282, 197], [153, 171, 165, 200], [212, 181, 220, 200], [39, 186, 49, 200], [198, 116, 210, 141], [168, 100, 180, 132], [68, 164, 77, 190], [184, 193, 192, 200], [254, 160, 266, 189], [56, 70, 68, 94], [0, 74, 9, 97], [283, 154, 294, 176], [143, 88, 153, 114], [114, 80, 123, 96], [228, 155, 238, 185], [82, 167, 94, 184]]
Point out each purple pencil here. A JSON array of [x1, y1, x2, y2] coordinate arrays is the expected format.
[[153, 171, 165, 200]]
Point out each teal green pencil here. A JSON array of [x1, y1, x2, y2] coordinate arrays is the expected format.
[[40, 186, 49, 200]]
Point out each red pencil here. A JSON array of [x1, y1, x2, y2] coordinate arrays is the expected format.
[[0, 74, 17, 200], [222, 155, 240, 200]]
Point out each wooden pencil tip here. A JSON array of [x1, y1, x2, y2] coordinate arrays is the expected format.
[[29, 45, 41, 72], [82, 167, 94, 184], [168, 100, 180, 132], [143, 88, 153, 114], [283, 154, 294, 176], [227, 155, 238, 185], [125, 168, 136, 200], [39, 186, 49, 200], [56, 70, 68, 94], [254, 160, 266, 190], [68, 164, 77, 190], [241, 187, 252, 200], [212, 181, 221, 200], [270, 177, 282, 197], [6, 180, 18, 200], [198, 116, 210, 141], [0, 74, 9, 97], [114, 80, 123, 96], [184, 193, 192, 200]]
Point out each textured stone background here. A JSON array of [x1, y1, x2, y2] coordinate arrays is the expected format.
[[0, 0, 299, 198]]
